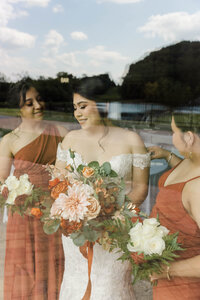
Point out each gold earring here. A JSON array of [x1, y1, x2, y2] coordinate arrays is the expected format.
[[189, 152, 193, 159]]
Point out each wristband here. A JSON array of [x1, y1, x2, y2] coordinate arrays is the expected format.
[[166, 266, 171, 281], [167, 152, 173, 164]]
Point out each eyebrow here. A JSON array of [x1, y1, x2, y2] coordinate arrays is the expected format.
[[74, 101, 88, 106]]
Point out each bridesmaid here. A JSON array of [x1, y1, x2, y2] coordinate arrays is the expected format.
[[148, 112, 200, 300], [0, 79, 68, 299]]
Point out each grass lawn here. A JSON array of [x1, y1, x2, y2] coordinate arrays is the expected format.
[[0, 108, 172, 131]]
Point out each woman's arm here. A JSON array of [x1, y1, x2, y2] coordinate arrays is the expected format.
[[128, 132, 149, 207], [147, 146, 182, 168], [0, 133, 13, 182]]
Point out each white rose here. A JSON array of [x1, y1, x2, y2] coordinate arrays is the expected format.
[[143, 218, 160, 227], [17, 180, 33, 196], [127, 235, 144, 253], [5, 175, 20, 191], [142, 223, 158, 238], [6, 190, 18, 205], [129, 222, 143, 238], [156, 225, 170, 238], [19, 174, 29, 181], [143, 236, 166, 256]]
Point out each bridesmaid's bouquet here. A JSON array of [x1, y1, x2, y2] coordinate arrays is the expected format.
[[0, 174, 49, 218], [43, 149, 135, 247], [102, 214, 184, 284]]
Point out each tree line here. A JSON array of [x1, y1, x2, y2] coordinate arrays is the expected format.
[[0, 41, 200, 111]]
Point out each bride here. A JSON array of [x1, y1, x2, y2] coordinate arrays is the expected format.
[[55, 76, 150, 300]]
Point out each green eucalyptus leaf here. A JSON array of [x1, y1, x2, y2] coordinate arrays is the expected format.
[[77, 164, 85, 173], [110, 170, 118, 177], [116, 189, 125, 207], [101, 162, 111, 175], [83, 226, 99, 242], [88, 161, 99, 169], [43, 219, 60, 235], [71, 232, 86, 246]]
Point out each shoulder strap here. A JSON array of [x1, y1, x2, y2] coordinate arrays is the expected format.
[[185, 175, 200, 184]]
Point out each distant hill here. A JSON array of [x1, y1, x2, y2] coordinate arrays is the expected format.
[[120, 41, 200, 106]]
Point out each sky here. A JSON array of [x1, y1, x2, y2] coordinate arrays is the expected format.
[[0, 0, 200, 83]]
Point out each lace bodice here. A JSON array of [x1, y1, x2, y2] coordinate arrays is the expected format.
[[57, 143, 150, 194], [57, 143, 149, 300]]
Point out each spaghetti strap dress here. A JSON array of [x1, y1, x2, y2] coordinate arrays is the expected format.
[[4, 125, 64, 300], [150, 162, 200, 300]]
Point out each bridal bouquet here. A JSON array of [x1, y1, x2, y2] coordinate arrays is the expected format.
[[0, 174, 50, 219], [43, 149, 135, 247], [103, 215, 184, 284]]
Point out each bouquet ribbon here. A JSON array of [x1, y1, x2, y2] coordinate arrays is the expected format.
[[79, 241, 94, 300]]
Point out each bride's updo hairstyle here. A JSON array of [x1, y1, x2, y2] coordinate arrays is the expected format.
[[73, 75, 114, 120], [73, 75, 115, 150], [173, 110, 200, 135]]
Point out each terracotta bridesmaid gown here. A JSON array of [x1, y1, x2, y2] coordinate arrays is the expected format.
[[150, 162, 200, 300], [4, 125, 64, 300]]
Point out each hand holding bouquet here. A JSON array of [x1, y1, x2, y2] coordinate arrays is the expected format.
[[43, 149, 134, 247], [103, 214, 184, 284], [0, 174, 49, 218]]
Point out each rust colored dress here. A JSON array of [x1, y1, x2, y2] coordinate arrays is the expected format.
[[150, 162, 200, 300], [4, 125, 64, 300]]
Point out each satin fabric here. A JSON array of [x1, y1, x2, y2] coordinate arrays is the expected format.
[[4, 125, 64, 300]]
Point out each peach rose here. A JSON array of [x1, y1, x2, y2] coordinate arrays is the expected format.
[[48, 178, 60, 189], [31, 207, 43, 219], [95, 187, 108, 198], [85, 197, 101, 220], [94, 178, 103, 187], [61, 219, 83, 236], [51, 180, 69, 199], [82, 167, 95, 178]]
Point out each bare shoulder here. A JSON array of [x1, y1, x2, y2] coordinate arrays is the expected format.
[[61, 129, 82, 148], [0, 131, 14, 155], [185, 177, 200, 197], [55, 125, 69, 138], [111, 127, 146, 150]]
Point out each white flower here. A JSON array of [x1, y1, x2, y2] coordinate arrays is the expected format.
[[143, 218, 160, 227], [5, 175, 20, 191], [143, 236, 166, 256], [50, 193, 67, 218], [156, 225, 170, 238], [6, 190, 18, 205], [50, 182, 93, 223], [129, 222, 143, 237], [127, 235, 144, 253], [19, 174, 29, 181], [16, 175, 33, 195], [142, 223, 158, 239]]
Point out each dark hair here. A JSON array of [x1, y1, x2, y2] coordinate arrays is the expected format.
[[8, 78, 39, 108], [74, 76, 114, 150], [73, 75, 114, 118], [173, 109, 200, 134]]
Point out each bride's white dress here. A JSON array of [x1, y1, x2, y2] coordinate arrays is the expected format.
[[56, 144, 150, 300]]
